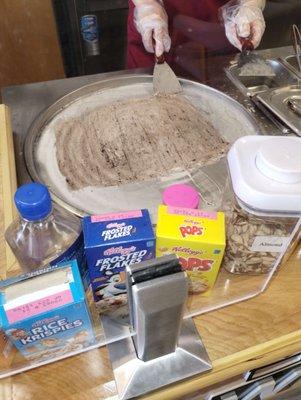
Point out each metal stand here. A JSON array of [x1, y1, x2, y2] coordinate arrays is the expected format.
[[102, 255, 212, 400], [102, 316, 211, 400]]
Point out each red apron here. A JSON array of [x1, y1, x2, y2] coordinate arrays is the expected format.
[[127, 0, 232, 69]]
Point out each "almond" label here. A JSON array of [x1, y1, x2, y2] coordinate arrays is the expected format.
[[250, 236, 290, 253]]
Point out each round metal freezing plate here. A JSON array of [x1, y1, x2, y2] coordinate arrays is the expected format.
[[25, 74, 259, 218]]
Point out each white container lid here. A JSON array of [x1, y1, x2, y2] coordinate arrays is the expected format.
[[227, 136, 301, 215]]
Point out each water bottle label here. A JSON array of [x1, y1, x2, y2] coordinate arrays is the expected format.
[[81, 15, 99, 43], [50, 233, 89, 288]]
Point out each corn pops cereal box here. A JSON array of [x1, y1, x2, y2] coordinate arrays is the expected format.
[[156, 205, 225, 295], [0, 260, 94, 361], [83, 209, 155, 311]]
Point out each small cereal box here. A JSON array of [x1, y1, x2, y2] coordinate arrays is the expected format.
[[0, 260, 94, 361], [83, 210, 155, 308], [156, 205, 225, 295]]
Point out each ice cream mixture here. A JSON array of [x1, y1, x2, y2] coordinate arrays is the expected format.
[[34, 82, 258, 216], [55, 94, 228, 190]]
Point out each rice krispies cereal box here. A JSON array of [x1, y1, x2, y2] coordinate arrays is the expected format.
[[156, 205, 225, 295], [0, 260, 94, 361], [83, 210, 155, 310]]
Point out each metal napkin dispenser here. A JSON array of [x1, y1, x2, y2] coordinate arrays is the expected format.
[[104, 254, 212, 400], [126, 254, 188, 361]]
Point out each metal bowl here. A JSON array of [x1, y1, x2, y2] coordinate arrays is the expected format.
[[24, 74, 259, 218]]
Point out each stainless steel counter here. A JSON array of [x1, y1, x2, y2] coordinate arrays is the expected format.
[[1, 45, 296, 186]]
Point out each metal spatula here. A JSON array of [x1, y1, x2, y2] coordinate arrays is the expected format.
[[238, 38, 275, 77], [292, 24, 301, 73], [237, 39, 257, 67], [153, 54, 182, 95]]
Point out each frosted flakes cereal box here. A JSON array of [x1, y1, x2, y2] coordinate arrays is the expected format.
[[83, 209, 155, 310], [0, 260, 94, 361], [156, 205, 225, 295]]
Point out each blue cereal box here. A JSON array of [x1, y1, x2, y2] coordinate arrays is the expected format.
[[0, 260, 94, 362], [83, 209, 155, 310]]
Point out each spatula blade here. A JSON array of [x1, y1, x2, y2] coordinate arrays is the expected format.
[[153, 62, 182, 95], [238, 53, 276, 77], [237, 38, 275, 77]]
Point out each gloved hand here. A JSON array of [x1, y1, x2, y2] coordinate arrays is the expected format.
[[132, 0, 171, 57], [221, 0, 266, 50]]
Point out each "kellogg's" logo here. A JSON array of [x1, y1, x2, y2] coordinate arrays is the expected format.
[[179, 225, 204, 238], [104, 246, 136, 256]]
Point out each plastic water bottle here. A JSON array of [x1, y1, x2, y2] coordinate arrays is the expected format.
[[80, 15, 100, 56], [5, 183, 87, 279]]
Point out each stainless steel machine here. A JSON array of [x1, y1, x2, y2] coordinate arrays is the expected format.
[[104, 255, 212, 400]]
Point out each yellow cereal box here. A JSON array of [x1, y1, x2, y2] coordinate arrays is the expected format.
[[156, 205, 225, 295]]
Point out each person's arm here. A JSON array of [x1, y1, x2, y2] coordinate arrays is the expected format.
[[132, 0, 171, 57], [222, 0, 266, 50]]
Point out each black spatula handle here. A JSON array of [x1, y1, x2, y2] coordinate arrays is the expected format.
[[155, 54, 165, 64], [240, 38, 254, 51]]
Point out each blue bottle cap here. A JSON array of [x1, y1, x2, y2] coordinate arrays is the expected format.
[[14, 183, 52, 221]]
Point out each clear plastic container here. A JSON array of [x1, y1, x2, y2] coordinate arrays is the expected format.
[[5, 183, 84, 274], [0, 161, 300, 379], [222, 192, 298, 275], [184, 175, 300, 317], [169, 157, 300, 317], [223, 135, 301, 275]]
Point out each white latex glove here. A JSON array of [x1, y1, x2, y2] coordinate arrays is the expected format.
[[133, 0, 171, 57], [222, 0, 266, 50]]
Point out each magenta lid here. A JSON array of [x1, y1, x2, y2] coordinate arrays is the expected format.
[[162, 184, 200, 209]]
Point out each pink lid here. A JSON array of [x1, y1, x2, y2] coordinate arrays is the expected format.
[[162, 184, 200, 209]]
